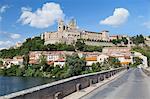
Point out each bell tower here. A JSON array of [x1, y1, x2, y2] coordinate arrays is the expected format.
[[58, 19, 65, 32], [68, 19, 77, 30]]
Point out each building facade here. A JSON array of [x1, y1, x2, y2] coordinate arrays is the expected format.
[[102, 47, 132, 65], [41, 19, 110, 45]]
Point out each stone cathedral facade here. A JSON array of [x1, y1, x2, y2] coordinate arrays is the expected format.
[[41, 19, 110, 45]]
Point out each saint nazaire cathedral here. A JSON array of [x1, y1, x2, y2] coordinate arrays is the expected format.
[[41, 19, 110, 45]]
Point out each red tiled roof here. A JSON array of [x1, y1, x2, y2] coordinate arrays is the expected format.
[[55, 58, 65, 62]]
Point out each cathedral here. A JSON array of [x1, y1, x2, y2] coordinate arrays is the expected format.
[[41, 19, 110, 45]]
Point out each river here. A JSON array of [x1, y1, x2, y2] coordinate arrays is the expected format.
[[0, 76, 53, 96]]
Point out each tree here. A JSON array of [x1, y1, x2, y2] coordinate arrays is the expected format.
[[0, 60, 3, 67], [132, 57, 143, 67], [91, 62, 102, 72], [66, 54, 86, 76], [101, 59, 110, 70], [111, 37, 128, 45], [23, 54, 29, 66], [131, 34, 145, 45], [75, 39, 86, 51], [108, 57, 121, 68], [0, 36, 45, 59], [39, 54, 48, 71], [24, 67, 35, 77], [122, 37, 128, 45]]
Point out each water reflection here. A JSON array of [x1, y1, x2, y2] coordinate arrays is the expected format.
[[0, 76, 52, 96]]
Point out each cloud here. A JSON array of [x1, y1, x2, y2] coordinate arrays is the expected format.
[[0, 40, 11, 46], [0, 5, 9, 13], [0, 31, 21, 39], [10, 34, 21, 39], [0, 40, 13, 50], [0, 5, 9, 21], [0, 31, 21, 49], [142, 21, 150, 29], [19, 2, 64, 28], [100, 8, 129, 27]]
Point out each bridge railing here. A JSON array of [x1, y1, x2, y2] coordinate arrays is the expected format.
[[1, 67, 125, 99]]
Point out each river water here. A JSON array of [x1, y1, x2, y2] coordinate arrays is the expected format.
[[0, 76, 53, 96]]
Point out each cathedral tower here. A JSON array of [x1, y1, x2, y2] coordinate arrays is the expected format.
[[58, 19, 65, 32], [68, 19, 77, 30]]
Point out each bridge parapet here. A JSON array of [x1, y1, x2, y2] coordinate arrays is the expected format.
[[1, 67, 125, 99]]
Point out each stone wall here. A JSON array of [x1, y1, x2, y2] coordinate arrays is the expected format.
[[85, 41, 115, 47], [2, 68, 124, 99]]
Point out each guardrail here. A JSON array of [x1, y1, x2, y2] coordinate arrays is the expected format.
[[1, 67, 125, 99]]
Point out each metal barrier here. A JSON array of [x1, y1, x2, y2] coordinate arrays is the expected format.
[[1, 67, 125, 99]]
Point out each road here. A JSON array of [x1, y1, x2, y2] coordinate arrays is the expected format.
[[81, 68, 150, 99]]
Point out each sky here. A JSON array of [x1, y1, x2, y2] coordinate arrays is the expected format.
[[0, 0, 150, 49]]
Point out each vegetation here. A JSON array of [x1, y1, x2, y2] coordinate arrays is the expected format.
[[66, 53, 86, 76], [0, 37, 120, 79], [130, 57, 143, 68], [131, 34, 145, 45], [0, 37, 103, 60], [0, 53, 122, 79], [132, 46, 150, 67], [111, 37, 128, 45], [75, 39, 103, 52], [0, 37, 45, 59], [0, 60, 3, 67]]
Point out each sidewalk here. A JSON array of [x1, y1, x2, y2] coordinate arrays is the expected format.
[[63, 70, 127, 99]]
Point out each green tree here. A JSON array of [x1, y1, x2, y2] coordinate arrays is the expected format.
[[23, 54, 29, 66], [132, 57, 143, 67], [75, 39, 86, 51], [0, 60, 3, 67], [66, 54, 86, 76], [24, 67, 35, 77], [108, 57, 121, 68], [39, 54, 48, 71], [91, 62, 102, 72], [131, 34, 145, 45]]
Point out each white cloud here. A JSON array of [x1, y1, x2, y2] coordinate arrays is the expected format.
[[10, 34, 21, 39], [0, 40, 13, 50], [0, 5, 9, 21], [0, 5, 9, 13], [142, 21, 150, 29], [100, 8, 130, 27], [19, 2, 64, 28], [0, 41, 11, 45], [0, 31, 21, 39]]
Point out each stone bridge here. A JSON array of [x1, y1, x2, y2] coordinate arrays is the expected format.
[[1, 68, 124, 99]]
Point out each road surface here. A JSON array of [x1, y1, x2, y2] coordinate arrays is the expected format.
[[82, 68, 150, 99]]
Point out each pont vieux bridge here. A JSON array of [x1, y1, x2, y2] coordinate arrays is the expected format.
[[1, 67, 150, 99]]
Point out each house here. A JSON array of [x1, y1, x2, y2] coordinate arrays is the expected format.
[[85, 53, 109, 66], [110, 53, 132, 66], [86, 56, 97, 66], [102, 47, 132, 66], [3, 56, 23, 68], [54, 58, 65, 67], [29, 51, 74, 66]]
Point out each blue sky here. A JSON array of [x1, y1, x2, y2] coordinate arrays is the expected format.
[[0, 0, 150, 49]]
